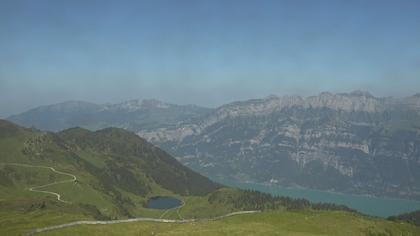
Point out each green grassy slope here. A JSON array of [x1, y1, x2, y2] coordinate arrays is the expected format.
[[1, 119, 419, 235], [39, 211, 420, 236], [0, 119, 223, 235]]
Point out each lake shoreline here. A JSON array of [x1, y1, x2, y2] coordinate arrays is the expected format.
[[212, 177, 420, 218]]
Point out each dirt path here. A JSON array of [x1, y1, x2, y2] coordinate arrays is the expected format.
[[0, 163, 260, 235], [0, 162, 77, 203], [26, 210, 261, 235]]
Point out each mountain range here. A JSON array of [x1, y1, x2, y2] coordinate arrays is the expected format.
[[2, 119, 420, 235], [0, 119, 246, 234], [8, 99, 211, 132], [8, 91, 420, 200]]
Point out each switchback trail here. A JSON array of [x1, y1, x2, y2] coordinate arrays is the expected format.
[[0, 162, 77, 203], [1, 163, 260, 235], [26, 211, 261, 235]]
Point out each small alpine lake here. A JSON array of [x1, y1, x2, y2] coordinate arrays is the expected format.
[[146, 196, 182, 209], [214, 178, 420, 218]]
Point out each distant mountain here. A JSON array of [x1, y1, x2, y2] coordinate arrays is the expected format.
[[7, 92, 420, 200], [138, 92, 420, 200], [8, 99, 212, 132]]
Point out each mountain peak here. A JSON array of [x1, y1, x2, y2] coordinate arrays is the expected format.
[[319, 91, 333, 97], [349, 90, 374, 98], [412, 93, 420, 98], [110, 99, 172, 111], [265, 94, 279, 100], [36, 101, 102, 112]]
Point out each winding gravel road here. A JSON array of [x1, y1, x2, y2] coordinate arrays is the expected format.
[[1, 163, 261, 235], [26, 210, 261, 235], [0, 162, 77, 203]]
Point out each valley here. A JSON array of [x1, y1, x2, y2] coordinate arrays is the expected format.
[[1, 119, 419, 235], [9, 92, 420, 201]]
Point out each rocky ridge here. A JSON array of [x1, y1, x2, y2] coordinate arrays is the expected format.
[[138, 92, 420, 200]]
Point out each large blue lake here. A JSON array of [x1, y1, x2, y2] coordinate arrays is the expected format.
[[214, 178, 420, 218]]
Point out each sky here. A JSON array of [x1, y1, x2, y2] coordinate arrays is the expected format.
[[1, 0, 420, 117]]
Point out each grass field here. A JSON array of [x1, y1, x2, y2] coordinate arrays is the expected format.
[[0, 202, 91, 236], [37, 210, 420, 236], [1, 163, 419, 236]]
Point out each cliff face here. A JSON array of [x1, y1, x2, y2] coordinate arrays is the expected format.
[[138, 92, 420, 200]]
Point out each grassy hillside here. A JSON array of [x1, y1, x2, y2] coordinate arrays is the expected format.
[[39, 211, 420, 236], [1, 119, 419, 235], [0, 119, 223, 235], [57, 126, 220, 196]]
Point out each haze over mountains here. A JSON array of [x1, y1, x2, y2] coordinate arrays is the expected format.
[[8, 99, 211, 132], [8, 91, 420, 200]]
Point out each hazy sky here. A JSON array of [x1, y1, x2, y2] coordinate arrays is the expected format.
[[1, 0, 420, 117]]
